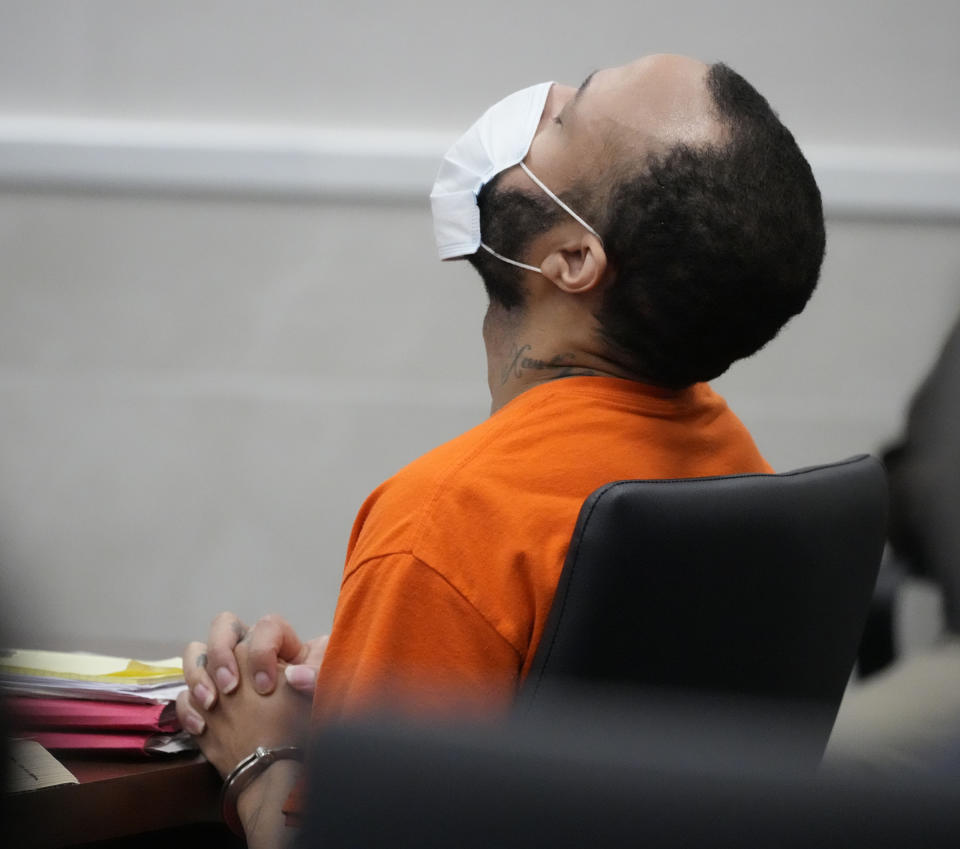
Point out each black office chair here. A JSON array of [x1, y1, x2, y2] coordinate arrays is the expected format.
[[517, 454, 889, 762], [297, 456, 896, 848]]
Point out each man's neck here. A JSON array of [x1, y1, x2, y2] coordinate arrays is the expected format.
[[482, 292, 641, 413], [488, 339, 633, 413]]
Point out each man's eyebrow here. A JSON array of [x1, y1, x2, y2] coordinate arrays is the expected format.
[[573, 70, 597, 105]]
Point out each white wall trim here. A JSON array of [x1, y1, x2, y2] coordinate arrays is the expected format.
[[1, 115, 959, 218]]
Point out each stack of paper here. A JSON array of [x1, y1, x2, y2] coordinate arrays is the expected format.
[[1, 649, 196, 755]]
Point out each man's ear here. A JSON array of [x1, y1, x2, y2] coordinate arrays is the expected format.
[[540, 233, 607, 294]]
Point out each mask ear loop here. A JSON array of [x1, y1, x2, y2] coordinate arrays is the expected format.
[[479, 242, 542, 274], [519, 162, 601, 239], [478, 161, 601, 274]]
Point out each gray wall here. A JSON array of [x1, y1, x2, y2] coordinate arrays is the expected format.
[[1, 1, 958, 655]]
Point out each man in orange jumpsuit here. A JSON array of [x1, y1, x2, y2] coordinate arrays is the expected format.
[[176, 54, 825, 847]]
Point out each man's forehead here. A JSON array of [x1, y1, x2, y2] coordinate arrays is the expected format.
[[572, 55, 719, 148]]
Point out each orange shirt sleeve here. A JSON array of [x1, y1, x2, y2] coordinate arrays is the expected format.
[[285, 552, 523, 824], [312, 552, 523, 723]]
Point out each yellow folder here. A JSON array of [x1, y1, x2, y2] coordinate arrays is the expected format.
[[0, 649, 183, 685]]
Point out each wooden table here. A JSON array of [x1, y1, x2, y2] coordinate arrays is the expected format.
[[9, 752, 234, 848]]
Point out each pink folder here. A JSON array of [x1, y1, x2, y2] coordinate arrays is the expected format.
[[8, 696, 179, 732], [25, 729, 191, 755]]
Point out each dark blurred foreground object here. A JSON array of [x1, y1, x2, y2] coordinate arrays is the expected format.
[[297, 702, 960, 849], [858, 310, 960, 675], [1, 696, 10, 844], [884, 310, 960, 634], [830, 313, 960, 775], [517, 455, 888, 767]]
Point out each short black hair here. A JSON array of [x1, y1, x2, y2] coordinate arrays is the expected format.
[[595, 62, 825, 388]]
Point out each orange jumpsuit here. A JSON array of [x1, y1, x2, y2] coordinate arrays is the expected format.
[[313, 377, 772, 720]]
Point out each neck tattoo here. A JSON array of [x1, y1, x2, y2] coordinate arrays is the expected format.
[[500, 343, 590, 386]]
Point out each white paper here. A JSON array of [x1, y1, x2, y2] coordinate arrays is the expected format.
[[7, 739, 79, 793]]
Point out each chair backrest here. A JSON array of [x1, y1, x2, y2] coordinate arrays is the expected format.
[[517, 455, 889, 749]]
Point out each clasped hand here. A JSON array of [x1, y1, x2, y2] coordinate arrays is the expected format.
[[175, 612, 329, 778]]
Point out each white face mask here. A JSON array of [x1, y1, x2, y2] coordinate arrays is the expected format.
[[430, 82, 600, 272]]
